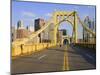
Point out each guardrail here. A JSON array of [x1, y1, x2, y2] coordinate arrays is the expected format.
[[12, 43, 57, 57], [73, 42, 96, 50]]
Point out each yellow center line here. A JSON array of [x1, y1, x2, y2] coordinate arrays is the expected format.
[[63, 45, 69, 71]]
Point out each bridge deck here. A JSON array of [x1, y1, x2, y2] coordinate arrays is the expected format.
[[11, 45, 96, 74]]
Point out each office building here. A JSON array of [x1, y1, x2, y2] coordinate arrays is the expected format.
[[83, 16, 96, 43], [16, 20, 29, 38], [34, 18, 45, 31], [34, 18, 46, 43]]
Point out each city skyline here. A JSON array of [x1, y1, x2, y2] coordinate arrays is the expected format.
[[12, 0, 96, 38]]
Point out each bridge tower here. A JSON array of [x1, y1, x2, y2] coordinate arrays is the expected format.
[[53, 11, 78, 45]]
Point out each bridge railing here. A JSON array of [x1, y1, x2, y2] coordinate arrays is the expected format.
[[12, 43, 57, 57], [73, 42, 96, 50]]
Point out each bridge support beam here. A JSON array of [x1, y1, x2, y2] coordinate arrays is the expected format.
[[53, 13, 58, 45], [73, 11, 78, 43]]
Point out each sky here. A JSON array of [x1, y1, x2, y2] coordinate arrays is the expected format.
[[12, 0, 96, 39]]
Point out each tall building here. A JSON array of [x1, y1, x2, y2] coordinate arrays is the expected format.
[[34, 18, 46, 43], [17, 20, 24, 29], [27, 25, 34, 32], [83, 16, 95, 43], [16, 20, 29, 39], [83, 16, 90, 42], [48, 23, 55, 43], [34, 18, 45, 31], [27, 20, 34, 32], [59, 29, 67, 36]]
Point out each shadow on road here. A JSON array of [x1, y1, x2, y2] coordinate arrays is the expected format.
[[71, 45, 96, 67]]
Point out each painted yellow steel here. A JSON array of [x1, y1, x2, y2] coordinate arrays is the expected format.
[[12, 11, 96, 58], [53, 11, 78, 44], [12, 43, 56, 57], [12, 11, 95, 46], [74, 11, 78, 43]]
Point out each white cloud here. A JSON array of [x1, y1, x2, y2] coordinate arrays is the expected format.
[[21, 11, 36, 18]]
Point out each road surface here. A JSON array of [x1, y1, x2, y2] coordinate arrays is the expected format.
[[11, 45, 96, 74]]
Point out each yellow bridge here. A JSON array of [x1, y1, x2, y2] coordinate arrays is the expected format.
[[12, 11, 96, 57]]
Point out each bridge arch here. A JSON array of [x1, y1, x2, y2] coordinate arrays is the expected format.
[[57, 20, 73, 45], [53, 11, 78, 44], [62, 37, 70, 45]]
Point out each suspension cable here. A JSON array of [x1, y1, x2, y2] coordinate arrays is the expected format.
[[76, 13, 96, 37]]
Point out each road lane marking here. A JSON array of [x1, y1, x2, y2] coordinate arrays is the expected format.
[[66, 45, 69, 70], [63, 45, 69, 71], [38, 55, 46, 60]]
